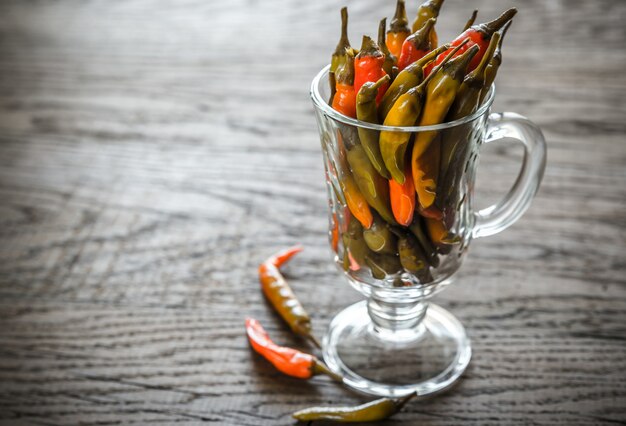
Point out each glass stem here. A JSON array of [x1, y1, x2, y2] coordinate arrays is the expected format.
[[367, 295, 428, 342]]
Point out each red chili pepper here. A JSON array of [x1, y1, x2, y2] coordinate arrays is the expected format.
[[425, 8, 516, 76], [354, 36, 389, 104], [245, 318, 341, 381], [397, 18, 436, 71]]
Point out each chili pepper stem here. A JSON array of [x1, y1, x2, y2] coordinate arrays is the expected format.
[[308, 333, 322, 350], [313, 360, 344, 382], [463, 10, 478, 32], [331, 7, 351, 60], [477, 7, 517, 36], [395, 391, 417, 410]]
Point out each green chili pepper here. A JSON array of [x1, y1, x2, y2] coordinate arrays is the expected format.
[[378, 44, 448, 121], [330, 7, 353, 104], [363, 214, 397, 255], [481, 20, 512, 103], [397, 230, 429, 276], [356, 74, 391, 179], [293, 392, 416, 423], [343, 129, 396, 225], [342, 218, 371, 271], [378, 18, 396, 77], [411, 0, 444, 44], [409, 217, 439, 267], [365, 252, 402, 279]]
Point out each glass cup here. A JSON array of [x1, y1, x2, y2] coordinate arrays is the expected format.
[[310, 65, 547, 398]]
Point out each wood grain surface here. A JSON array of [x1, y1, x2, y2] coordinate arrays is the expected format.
[[1, 0, 625, 424]]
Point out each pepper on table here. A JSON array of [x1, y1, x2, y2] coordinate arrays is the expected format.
[[379, 44, 448, 121], [258, 246, 321, 348], [354, 36, 389, 104], [380, 40, 467, 184], [356, 74, 391, 179], [411, 44, 479, 210], [411, 0, 444, 47], [332, 48, 357, 118], [329, 7, 354, 105], [386, 0, 411, 59], [293, 392, 416, 423], [245, 318, 341, 381], [426, 7, 516, 75], [397, 18, 437, 71]]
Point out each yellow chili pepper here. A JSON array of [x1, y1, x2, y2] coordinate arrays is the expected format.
[[481, 20, 512, 103], [411, 0, 444, 47]]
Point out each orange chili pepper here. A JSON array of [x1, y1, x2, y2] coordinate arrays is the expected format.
[[386, 0, 411, 59], [340, 175, 374, 229], [425, 8, 516, 76], [336, 130, 374, 229], [245, 318, 341, 381], [258, 246, 320, 348], [389, 165, 415, 226], [397, 18, 436, 71], [332, 48, 357, 118], [425, 217, 447, 245], [354, 36, 389, 104]]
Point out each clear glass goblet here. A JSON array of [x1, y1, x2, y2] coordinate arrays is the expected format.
[[310, 65, 546, 398]]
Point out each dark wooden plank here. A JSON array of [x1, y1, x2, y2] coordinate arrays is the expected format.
[[0, 0, 625, 424]]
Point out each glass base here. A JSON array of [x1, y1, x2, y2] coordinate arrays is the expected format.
[[323, 301, 471, 398]]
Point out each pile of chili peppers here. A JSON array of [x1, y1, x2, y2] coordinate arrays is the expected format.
[[329, 0, 516, 285], [246, 1, 517, 422]]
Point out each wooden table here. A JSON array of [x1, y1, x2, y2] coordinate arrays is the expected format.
[[1, 0, 625, 424]]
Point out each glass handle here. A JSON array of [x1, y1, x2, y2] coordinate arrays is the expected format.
[[472, 112, 547, 239]]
